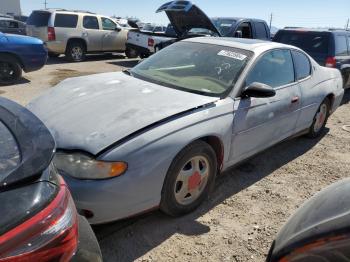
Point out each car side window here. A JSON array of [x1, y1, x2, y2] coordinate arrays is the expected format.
[[83, 16, 99, 30], [246, 49, 295, 88], [237, 22, 253, 38], [0, 20, 6, 28], [8, 21, 18, 29], [255, 22, 268, 39], [348, 36, 350, 55], [0, 121, 20, 174], [54, 14, 78, 28], [335, 35, 348, 56], [101, 17, 116, 31], [292, 51, 311, 80]]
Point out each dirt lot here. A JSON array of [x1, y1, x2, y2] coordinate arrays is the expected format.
[[2, 55, 350, 262]]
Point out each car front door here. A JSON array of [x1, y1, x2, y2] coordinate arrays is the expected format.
[[229, 49, 301, 164], [82, 15, 103, 51], [101, 17, 125, 51]]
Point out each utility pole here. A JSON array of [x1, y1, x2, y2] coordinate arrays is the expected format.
[[44, 0, 48, 9], [269, 13, 273, 29], [346, 18, 349, 30]]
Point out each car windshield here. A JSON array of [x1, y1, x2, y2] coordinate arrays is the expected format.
[[212, 18, 236, 36], [142, 24, 156, 31], [0, 121, 20, 175], [131, 41, 251, 97]]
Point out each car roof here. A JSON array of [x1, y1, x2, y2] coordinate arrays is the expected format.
[[211, 17, 267, 23], [280, 28, 350, 34], [184, 37, 293, 53], [33, 9, 98, 16]]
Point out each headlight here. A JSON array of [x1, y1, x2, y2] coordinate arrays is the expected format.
[[53, 152, 127, 180]]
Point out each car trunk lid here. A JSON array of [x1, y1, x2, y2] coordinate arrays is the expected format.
[[0, 97, 56, 188], [156, 1, 221, 37]]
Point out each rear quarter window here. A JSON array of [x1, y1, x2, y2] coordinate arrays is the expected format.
[[27, 11, 51, 27], [335, 35, 349, 56], [0, 121, 20, 175], [54, 14, 78, 28], [292, 51, 311, 80]]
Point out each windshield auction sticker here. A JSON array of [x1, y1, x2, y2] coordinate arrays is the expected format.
[[218, 50, 247, 61]]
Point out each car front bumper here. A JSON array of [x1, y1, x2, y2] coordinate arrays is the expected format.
[[61, 170, 161, 225]]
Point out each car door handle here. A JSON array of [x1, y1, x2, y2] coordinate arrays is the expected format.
[[291, 96, 300, 103]]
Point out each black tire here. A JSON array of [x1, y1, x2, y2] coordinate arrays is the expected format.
[[306, 98, 331, 138], [343, 72, 350, 89], [48, 52, 60, 58], [160, 141, 217, 217], [65, 41, 86, 62], [0, 55, 22, 85], [125, 46, 138, 59]]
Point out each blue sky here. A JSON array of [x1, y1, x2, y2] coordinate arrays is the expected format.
[[22, 0, 350, 29]]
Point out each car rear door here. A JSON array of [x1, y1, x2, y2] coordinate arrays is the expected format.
[[101, 17, 125, 51], [82, 15, 103, 51], [229, 49, 301, 164], [333, 33, 350, 83]]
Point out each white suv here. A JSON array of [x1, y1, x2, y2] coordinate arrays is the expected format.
[[26, 9, 128, 62]]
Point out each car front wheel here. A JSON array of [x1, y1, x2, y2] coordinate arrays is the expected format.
[[0, 55, 22, 85], [160, 141, 217, 217], [307, 98, 331, 138]]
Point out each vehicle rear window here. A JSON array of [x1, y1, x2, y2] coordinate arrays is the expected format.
[[83, 16, 99, 30], [54, 14, 78, 28], [212, 18, 236, 36], [274, 31, 330, 54], [0, 121, 20, 175], [255, 22, 268, 39], [335, 35, 349, 56], [27, 11, 50, 27]]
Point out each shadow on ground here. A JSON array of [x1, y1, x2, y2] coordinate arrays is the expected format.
[[46, 53, 126, 65], [107, 60, 139, 69], [94, 130, 328, 261], [341, 88, 350, 106]]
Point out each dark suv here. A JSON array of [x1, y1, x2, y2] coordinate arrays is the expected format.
[[273, 29, 350, 89]]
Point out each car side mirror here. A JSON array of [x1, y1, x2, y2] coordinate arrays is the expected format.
[[235, 30, 243, 38], [115, 27, 122, 32], [242, 82, 276, 98]]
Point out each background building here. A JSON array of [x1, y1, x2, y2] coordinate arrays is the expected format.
[[0, 0, 21, 16]]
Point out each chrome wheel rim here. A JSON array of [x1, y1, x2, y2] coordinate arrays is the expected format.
[[71, 47, 83, 60], [314, 103, 328, 133], [174, 156, 210, 205]]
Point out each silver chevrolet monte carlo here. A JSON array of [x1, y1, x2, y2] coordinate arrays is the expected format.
[[28, 37, 344, 224]]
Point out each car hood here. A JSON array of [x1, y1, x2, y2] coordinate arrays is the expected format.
[[5, 33, 43, 45], [28, 72, 219, 155], [156, 1, 221, 37]]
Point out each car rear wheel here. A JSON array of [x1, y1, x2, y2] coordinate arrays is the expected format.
[[307, 98, 331, 138], [160, 141, 217, 217], [0, 55, 22, 85], [125, 47, 138, 59], [66, 42, 86, 62]]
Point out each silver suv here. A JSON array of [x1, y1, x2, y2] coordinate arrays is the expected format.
[[26, 9, 128, 62]]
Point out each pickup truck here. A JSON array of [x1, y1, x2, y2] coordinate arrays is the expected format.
[[125, 1, 271, 58]]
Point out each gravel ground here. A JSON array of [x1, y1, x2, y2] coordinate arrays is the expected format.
[[2, 55, 349, 262]]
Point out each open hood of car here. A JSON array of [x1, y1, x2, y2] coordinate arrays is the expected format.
[[156, 1, 221, 37], [0, 97, 55, 189], [28, 72, 219, 156]]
